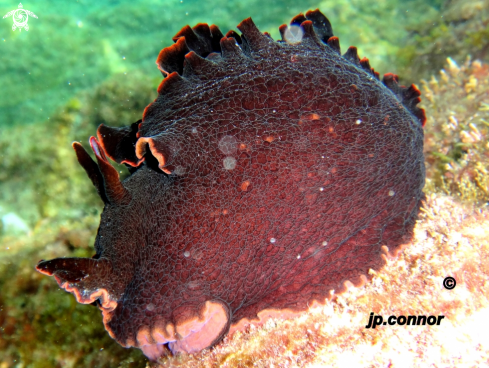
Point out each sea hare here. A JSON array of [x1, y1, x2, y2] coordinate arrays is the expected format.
[[36, 10, 426, 360]]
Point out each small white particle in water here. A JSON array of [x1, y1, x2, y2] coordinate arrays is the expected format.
[[146, 303, 155, 311], [356, 119, 362, 124], [321, 156, 325, 158], [388, 190, 395, 196], [272, 109, 276, 113], [270, 238, 276, 243], [297, 255, 301, 259], [223, 156, 237, 170], [319, 187, 324, 191], [191, 127, 198, 134], [184, 251, 190, 257], [322, 241, 328, 246]]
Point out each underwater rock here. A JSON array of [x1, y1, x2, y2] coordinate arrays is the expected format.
[[36, 10, 426, 359]]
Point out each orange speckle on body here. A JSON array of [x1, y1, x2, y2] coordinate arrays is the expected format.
[[299, 113, 320, 124], [241, 180, 251, 191]]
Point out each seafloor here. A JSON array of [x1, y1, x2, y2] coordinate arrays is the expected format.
[[0, 0, 488, 367]]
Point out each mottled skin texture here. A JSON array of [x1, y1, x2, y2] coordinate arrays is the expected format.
[[36, 10, 426, 358]]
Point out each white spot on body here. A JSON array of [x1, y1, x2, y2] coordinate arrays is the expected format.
[[218, 135, 237, 155], [388, 190, 395, 196], [356, 119, 362, 124], [270, 238, 276, 244], [223, 156, 237, 170], [146, 303, 155, 311], [322, 241, 328, 246], [174, 165, 186, 176], [184, 251, 190, 257]]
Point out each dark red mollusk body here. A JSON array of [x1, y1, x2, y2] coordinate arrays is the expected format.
[[36, 10, 426, 360]]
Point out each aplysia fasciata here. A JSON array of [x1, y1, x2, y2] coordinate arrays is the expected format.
[[36, 9, 426, 360]]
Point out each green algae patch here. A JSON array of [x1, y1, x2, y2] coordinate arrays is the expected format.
[[398, 0, 489, 80], [0, 224, 147, 368], [422, 58, 489, 205]]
